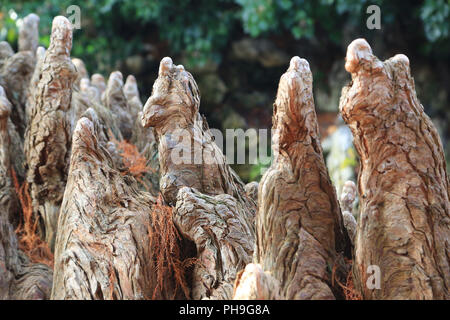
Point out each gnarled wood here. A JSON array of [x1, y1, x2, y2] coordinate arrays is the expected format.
[[18, 13, 40, 55], [103, 71, 133, 140], [141, 57, 256, 219], [52, 111, 179, 300], [0, 87, 52, 300], [250, 57, 350, 300], [340, 38, 450, 299], [24, 16, 77, 251], [340, 180, 357, 245], [174, 187, 255, 299]]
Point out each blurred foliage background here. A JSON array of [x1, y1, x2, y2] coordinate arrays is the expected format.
[[1, 0, 449, 183]]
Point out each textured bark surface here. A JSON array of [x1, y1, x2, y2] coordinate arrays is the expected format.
[[244, 181, 259, 202], [124, 74, 142, 125], [72, 58, 88, 88], [26, 46, 46, 125], [0, 42, 14, 63], [103, 71, 133, 141], [52, 113, 168, 300], [0, 87, 52, 300], [340, 180, 357, 245], [0, 86, 18, 224], [24, 16, 77, 251], [1, 50, 35, 137], [141, 57, 256, 220], [126, 75, 159, 195], [340, 38, 450, 300], [252, 57, 349, 300], [174, 187, 255, 299], [91, 73, 106, 96], [233, 264, 282, 300]]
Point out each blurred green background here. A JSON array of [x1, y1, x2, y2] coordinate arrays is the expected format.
[[1, 0, 449, 183]]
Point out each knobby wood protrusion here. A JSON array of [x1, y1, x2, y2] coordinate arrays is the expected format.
[[0, 86, 18, 224], [24, 16, 77, 251], [142, 57, 256, 299], [125, 74, 159, 195], [18, 14, 40, 55], [1, 13, 40, 137], [141, 57, 256, 217], [26, 46, 46, 125], [340, 38, 450, 299], [0, 86, 52, 300], [103, 71, 133, 141], [174, 187, 255, 299], [239, 57, 350, 300], [52, 111, 167, 300], [340, 180, 357, 245]]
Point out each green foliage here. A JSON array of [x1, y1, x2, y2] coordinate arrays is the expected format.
[[421, 0, 450, 42], [1, 0, 449, 70]]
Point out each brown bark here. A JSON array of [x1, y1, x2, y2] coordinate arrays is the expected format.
[[0, 42, 14, 63], [1, 50, 35, 136], [25, 46, 46, 126], [72, 58, 88, 88], [0, 87, 52, 300], [125, 74, 159, 195], [340, 180, 357, 245], [174, 187, 255, 299], [141, 57, 256, 219], [103, 71, 133, 140], [124, 74, 142, 125], [249, 57, 349, 300], [340, 38, 450, 299], [91, 73, 106, 96], [244, 181, 259, 202], [52, 112, 181, 300], [24, 16, 77, 251], [0, 86, 18, 224], [142, 57, 256, 299]]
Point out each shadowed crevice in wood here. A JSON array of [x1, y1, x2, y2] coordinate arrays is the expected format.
[[340, 38, 450, 300], [174, 187, 255, 299]]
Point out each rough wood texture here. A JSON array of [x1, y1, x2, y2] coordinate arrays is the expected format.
[[174, 187, 255, 299], [125, 75, 159, 195], [26, 46, 46, 125], [24, 16, 77, 251], [0, 86, 18, 223], [52, 113, 151, 299], [103, 71, 133, 140], [244, 181, 259, 202], [340, 38, 450, 299], [233, 264, 282, 300], [1, 50, 35, 136], [124, 74, 142, 125], [252, 57, 349, 300], [0, 88, 52, 300], [340, 180, 357, 245], [141, 57, 256, 219]]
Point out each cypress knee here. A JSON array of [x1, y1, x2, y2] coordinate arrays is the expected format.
[[340, 38, 450, 299], [24, 16, 77, 251], [252, 57, 349, 299]]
